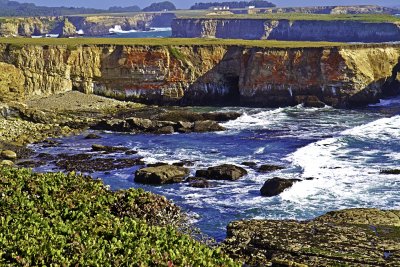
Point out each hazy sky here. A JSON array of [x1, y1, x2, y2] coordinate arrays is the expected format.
[[15, 0, 400, 9]]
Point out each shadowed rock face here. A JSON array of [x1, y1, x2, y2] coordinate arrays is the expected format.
[[0, 43, 399, 107], [222, 208, 400, 266], [172, 18, 400, 43]]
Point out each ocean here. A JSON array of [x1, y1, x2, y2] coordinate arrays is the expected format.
[[32, 96, 400, 241]]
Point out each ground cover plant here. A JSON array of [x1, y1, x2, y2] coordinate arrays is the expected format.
[[0, 167, 239, 266]]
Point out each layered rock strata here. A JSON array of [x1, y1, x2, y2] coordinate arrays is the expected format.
[[0, 43, 399, 107], [172, 18, 400, 43]]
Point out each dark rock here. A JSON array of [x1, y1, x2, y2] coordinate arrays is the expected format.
[[92, 119, 129, 132], [380, 169, 400, 175], [258, 164, 285, 173], [125, 117, 155, 131], [147, 162, 169, 167], [17, 160, 45, 168], [37, 153, 56, 161], [40, 139, 61, 148], [186, 177, 211, 188], [91, 144, 130, 153], [172, 160, 196, 167], [202, 112, 241, 122], [241, 161, 257, 167], [84, 133, 102, 139], [155, 126, 174, 134], [56, 153, 144, 173], [222, 208, 400, 267], [193, 120, 225, 132], [176, 121, 193, 133], [260, 177, 301, 197], [135, 165, 190, 184], [295, 95, 326, 108], [195, 164, 247, 181], [125, 150, 138, 155]]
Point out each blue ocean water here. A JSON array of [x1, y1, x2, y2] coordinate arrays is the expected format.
[[32, 97, 400, 241]]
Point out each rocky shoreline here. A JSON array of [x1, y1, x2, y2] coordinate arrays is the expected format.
[[1, 91, 399, 266]]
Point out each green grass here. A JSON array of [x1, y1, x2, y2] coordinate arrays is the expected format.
[[0, 167, 239, 266], [178, 13, 400, 23], [0, 37, 345, 48]]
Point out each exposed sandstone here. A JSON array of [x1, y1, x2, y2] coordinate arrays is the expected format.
[[172, 18, 400, 43], [222, 208, 400, 266], [0, 43, 399, 108]]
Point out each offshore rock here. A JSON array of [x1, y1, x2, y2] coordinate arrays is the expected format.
[[135, 165, 190, 184], [222, 208, 400, 266], [196, 164, 248, 181], [260, 177, 301, 197]]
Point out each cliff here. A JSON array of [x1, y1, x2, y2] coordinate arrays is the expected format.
[[172, 18, 400, 43], [0, 13, 174, 37], [0, 41, 399, 108]]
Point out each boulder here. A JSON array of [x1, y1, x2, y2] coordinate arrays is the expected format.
[[242, 162, 257, 167], [193, 120, 225, 132], [295, 95, 325, 108], [196, 164, 247, 181], [135, 165, 190, 184], [0, 160, 14, 166], [260, 177, 301, 197], [1, 150, 17, 160], [155, 126, 174, 134], [380, 169, 400, 174], [186, 177, 211, 188], [84, 133, 102, 139], [258, 164, 285, 173], [125, 117, 155, 131], [202, 112, 241, 122], [91, 144, 129, 153]]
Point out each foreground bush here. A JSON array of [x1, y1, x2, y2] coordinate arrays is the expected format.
[[0, 167, 238, 266]]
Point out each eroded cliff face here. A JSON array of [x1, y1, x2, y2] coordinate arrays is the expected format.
[[0, 13, 174, 37], [172, 18, 400, 43], [0, 43, 399, 107]]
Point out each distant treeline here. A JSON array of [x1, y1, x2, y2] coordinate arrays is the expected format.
[[0, 0, 177, 17], [190, 1, 276, 10]]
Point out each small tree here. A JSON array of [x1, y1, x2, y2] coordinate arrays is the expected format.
[[143, 1, 177, 12]]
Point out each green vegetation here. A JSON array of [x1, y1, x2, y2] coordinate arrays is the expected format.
[[179, 13, 400, 23], [143, 1, 176, 12], [168, 45, 187, 61], [0, 0, 140, 16], [0, 167, 239, 266], [190, 1, 275, 10], [0, 37, 345, 48]]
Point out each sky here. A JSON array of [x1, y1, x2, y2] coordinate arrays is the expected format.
[[14, 0, 400, 9]]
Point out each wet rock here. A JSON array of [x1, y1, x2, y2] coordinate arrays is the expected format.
[[125, 117, 155, 131], [222, 208, 400, 266], [1, 150, 17, 160], [380, 169, 400, 175], [92, 119, 129, 132], [176, 121, 193, 133], [155, 126, 174, 134], [37, 153, 56, 161], [56, 153, 144, 173], [172, 160, 196, 167], [202, 112, 241, 122], [241, 161, 257, 167], [84, 133, 102, 139], [260, 177, 301, 197], [196, 164, 247, 181], [91, 144, 130, 153], [295, 95, 326, 108], [186, 177, 211, 188], [125, 150, 138, 155], [0, 160, 14, 166], [135, 165, 190, 184], [40, 139, 61, 148], [147, 162, 169, 167], [17, 160, 45, 168], [258, 164, 285, 173], [193, 120, 225, 132]]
